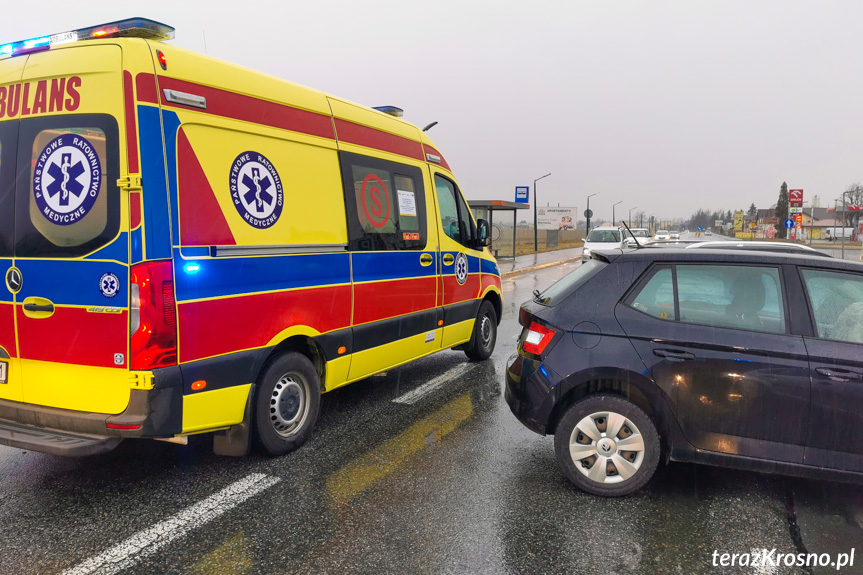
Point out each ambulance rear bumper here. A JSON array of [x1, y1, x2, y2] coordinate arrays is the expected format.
[[0, 366, 184, 456], [0, 419, 122, 456]]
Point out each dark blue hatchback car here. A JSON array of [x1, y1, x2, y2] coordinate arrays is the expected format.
[[506, 248, 863, 496]]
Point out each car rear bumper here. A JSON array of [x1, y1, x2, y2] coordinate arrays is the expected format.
[[504, 352, 561, 435]]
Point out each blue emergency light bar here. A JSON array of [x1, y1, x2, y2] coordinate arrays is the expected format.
[[0, 18, 174, 59]]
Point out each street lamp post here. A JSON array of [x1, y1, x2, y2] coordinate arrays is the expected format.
[[533, 173, 551, 251], [629, 206, 638, 227], [612, 201, 623, 227], [585, 192, 600, 233]]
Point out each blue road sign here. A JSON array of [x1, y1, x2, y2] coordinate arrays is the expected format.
[[515, 186, 529, 204], [697, 226, 702, 231], [784, 219, 794, 229]]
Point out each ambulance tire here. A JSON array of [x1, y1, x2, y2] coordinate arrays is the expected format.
[[465, 300, 497, 361], [254, 352, 321, 456]]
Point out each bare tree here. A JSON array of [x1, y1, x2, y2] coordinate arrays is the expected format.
[[842, 183, 863, 228]]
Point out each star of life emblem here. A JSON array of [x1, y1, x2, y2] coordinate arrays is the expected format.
[[229, 151, 284, 229], [455, 252, 469, 285], [33, 135, 102, 226], [99, 273, 120, 298]]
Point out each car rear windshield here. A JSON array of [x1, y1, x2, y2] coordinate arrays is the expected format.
[[587, 229, 620, 242], [535, 259, 606, 306]]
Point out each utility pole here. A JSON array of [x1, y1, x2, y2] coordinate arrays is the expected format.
[[585, 192, 600, 232]]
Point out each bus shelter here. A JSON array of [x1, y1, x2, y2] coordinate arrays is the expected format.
[[470, 200, 530, 259]]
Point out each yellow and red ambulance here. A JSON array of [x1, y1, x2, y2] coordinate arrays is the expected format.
[[0, 18, 502, 456]]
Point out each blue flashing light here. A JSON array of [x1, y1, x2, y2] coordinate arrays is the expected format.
[[539, 364, 549, 378], [184, 264, 201, 274], [0, 18, 174, 60]]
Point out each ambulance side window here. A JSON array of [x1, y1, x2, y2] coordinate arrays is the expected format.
[[435, 174, 476, 249], [15, 115, 120, 258], [340, 152, 427, 251]]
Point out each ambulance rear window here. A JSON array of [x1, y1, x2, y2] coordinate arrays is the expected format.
[[340, 152, 427, 251], [14, 115, 120, 258]]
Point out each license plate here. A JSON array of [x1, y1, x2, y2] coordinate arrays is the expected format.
[[0, 360, 6, 384]]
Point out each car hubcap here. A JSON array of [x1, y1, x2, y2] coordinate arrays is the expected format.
[[270, 375, 309, 437], [569, 411, 645, 484], [480, 314, 493, 349]]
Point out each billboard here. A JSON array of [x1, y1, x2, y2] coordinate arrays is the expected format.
[[537, 207, 577, 230], [733, 211, 744, 231]]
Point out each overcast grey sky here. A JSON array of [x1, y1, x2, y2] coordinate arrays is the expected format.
[[4, 1, 862, 221]]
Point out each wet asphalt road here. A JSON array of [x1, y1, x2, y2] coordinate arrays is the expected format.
[[1, 261, 862, 575]]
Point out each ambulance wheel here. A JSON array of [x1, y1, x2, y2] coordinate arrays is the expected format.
[[254, 352, 321, 456], [465, 300, 497, 361]]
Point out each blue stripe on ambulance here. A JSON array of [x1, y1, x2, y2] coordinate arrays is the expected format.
[[440, 252, 483, 273], [138, 105, 172, 261], [131, 227, 143, 264], [351, 252, 438, 283], [172, 249, 351, 302], [84, 232, 129, 264], [15, 260, 128, 306], [480, 258, 499, 276], [161, 110, 182, 248]]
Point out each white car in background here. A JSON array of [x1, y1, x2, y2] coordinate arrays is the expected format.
[[654, 230, 671, 241], [623, 227, 652, 247], [582, 226, 625, 262]]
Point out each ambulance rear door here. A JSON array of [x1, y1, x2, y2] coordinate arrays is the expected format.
[[0, 55, 25, 403], [12, 45, 130, 414]]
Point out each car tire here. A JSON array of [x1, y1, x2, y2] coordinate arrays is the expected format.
[[553, 394, 660, 497], [464, 300, 497, 361], [253, 352, 321, 456]]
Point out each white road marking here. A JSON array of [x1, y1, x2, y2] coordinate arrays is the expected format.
[[61, 473, 280, 575], [393, 363, 478, 405]]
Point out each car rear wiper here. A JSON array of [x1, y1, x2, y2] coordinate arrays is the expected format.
[[533, 289, 542, 301]]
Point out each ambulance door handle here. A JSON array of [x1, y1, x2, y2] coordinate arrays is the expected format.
[[420, 253, 434, 267], [21, 297, 55, 319]]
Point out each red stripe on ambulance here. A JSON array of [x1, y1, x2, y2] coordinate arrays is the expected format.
[[177, 129, 236, 246], [0, 303, 15, 358], [333, 119, 424, 161], [135, 73, 158, 103], [422, 143, 451, 171], [123, 71, 140, 173], [151, 75, 335, 141], [352, 277, 437, 326], [177, 285, 352, 363], [442, 274, 481, 306], [16, 307, 128, 368]]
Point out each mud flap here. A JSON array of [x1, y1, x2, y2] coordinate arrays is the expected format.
[[213, 383, 255, 457]]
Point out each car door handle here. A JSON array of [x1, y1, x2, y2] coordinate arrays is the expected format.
[[653, 349, 696, 361], [23, 303, 54, 313], [419, 253, 434, 266], [815, 367, 863, 381]]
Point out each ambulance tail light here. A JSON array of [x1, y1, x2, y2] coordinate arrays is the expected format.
[[130, 261, 177, 370]]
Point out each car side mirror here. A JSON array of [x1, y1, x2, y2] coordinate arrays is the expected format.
[[475, 219, 492, 248]]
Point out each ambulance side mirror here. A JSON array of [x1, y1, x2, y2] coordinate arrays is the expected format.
[[475, 219, 492, 248]]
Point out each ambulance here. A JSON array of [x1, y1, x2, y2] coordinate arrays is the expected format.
[[0, 18, 502, 457]]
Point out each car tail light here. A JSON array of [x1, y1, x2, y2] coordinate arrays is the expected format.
[[130, 261, 177, 370], [523, 321, 555, 356]]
